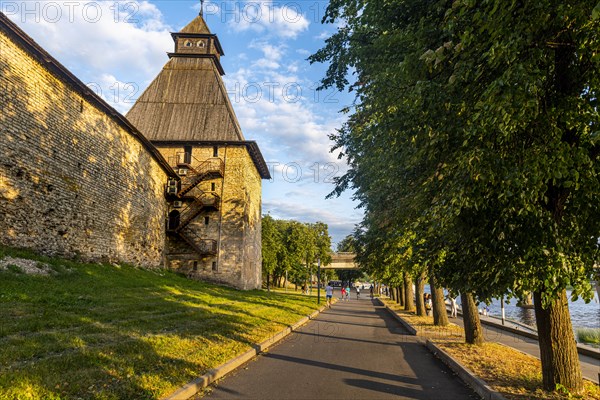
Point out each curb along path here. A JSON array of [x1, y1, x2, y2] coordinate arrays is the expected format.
[[163, 303, 332, 400], [377, 298, 506, 400], [450, 308, 600, 360], [445, 313, 599, 384], [379, 297, 600, 398]]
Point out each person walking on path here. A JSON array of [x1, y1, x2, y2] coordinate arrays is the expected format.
[[345, 284, 351, 301], [325, 283, 333, 308], [449, 292, 458, 318], [356, 286, 361, 299], [370, 285, 374, 299], [341, 286, 346, 301], [425, 293, 432, 316]]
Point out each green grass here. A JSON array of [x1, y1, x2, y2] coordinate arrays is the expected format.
[[0, 246, 321, 400], [577, 328, 600, 344]]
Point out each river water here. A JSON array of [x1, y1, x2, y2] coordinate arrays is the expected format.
[[476, 291, 600, 330], [423, 286, 600, 330]]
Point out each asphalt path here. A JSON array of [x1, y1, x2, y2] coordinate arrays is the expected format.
[[200, 293, 478, 399]]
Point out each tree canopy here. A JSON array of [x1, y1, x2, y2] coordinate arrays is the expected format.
[[261, 216, 332, 289], [310, 0, 599, 392]]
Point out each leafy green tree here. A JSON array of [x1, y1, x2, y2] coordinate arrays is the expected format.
[[261, 215, 281, 291], [311, 0, 599, 392], [261, 217, 333, 290], [337, 235, 356, 253]]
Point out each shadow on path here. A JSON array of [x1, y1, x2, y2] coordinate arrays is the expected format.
[[203, 295, 478, 399]]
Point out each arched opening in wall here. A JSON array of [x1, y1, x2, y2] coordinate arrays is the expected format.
[[168, 210, 180, 231]]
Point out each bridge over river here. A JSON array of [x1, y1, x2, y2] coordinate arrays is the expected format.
[[323, 252, 359, 269]]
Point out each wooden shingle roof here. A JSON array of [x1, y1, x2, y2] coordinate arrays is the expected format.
[[180, 14, 210, 34]]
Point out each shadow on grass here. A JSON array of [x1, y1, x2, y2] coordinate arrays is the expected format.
[[0, 246, 318, 399]]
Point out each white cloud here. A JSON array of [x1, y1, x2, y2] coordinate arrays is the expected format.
[[223, 39, 348, 165], [315, 30, 330, 40], [4, 0, 174, 112], [2, 1, 362, 240], [227, 0, 309, 39], [263, 199, 361, 245]]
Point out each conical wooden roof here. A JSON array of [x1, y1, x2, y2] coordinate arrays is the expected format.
[[180, 14, 210, 34], [126, 15, 243, 142]]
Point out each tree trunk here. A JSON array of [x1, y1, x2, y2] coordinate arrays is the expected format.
[[266, 273, 270, 292], [398, 276, 405, 307], [460, 292, 483, 345], [415, 273, 426, 316], [429, 267, 448, 326], [397, 286, 404, 307], [533, 290, 583, 393], [390, 286, 395, 301], [404, 273, 414, 311]]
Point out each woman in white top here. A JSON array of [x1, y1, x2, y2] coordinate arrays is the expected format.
[[325, 284, 333, 308]]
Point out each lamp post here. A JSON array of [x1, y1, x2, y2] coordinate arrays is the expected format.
[[317, 257, 321, 305]]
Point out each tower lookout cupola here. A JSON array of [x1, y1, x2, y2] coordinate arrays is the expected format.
[[168, 14, 225, 75]]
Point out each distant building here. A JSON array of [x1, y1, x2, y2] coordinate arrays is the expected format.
[[0, 11, 269, 290], [127, 13, 271, 289]]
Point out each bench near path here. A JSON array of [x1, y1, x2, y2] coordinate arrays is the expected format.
[[200, 294, 478, 399]]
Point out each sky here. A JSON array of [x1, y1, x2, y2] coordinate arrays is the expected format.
[[2, 0, 363, 247]]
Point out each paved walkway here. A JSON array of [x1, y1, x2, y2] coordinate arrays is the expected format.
[[201, 295, 478, 399], [447, 315, 600, 384]]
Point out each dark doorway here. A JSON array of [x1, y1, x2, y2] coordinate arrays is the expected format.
[[184, 145, 192, 164], [168, 210, 180, 230]]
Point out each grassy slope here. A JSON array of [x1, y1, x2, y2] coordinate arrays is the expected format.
[[0, 246, 319, 400]]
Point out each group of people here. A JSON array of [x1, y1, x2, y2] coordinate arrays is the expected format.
[[423, 292, 459, 318], [324, 283, 350, 307], [340, 284, 351, 301], [301, 283, 309, 295], [324, 283, 376, 308], [379, 286, 389, 297]]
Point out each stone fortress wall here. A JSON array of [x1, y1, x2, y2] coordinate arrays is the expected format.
[[0, 17, 172, 267], [0, 13, 265, 289]]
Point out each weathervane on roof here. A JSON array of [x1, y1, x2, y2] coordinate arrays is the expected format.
[[199, 0, 204, 16]]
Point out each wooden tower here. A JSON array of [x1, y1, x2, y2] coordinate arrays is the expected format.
[[127, 13, 270, 289]]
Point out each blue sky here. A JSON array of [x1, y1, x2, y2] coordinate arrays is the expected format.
[[2, 0, 362, 247]]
